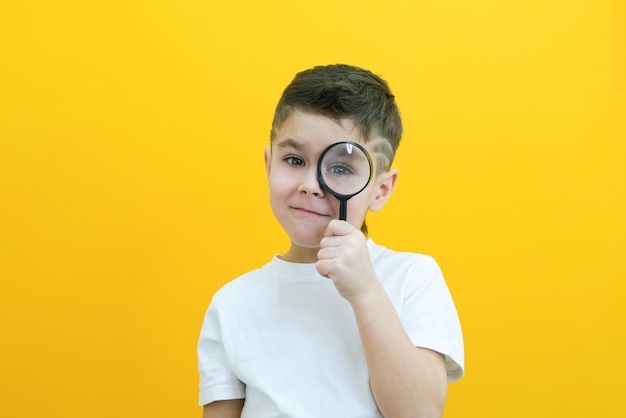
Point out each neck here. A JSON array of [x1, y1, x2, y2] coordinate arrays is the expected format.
[[280, 244, 319, 263]]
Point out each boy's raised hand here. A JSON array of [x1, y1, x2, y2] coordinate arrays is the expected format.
[[316, 220, 382, 303]]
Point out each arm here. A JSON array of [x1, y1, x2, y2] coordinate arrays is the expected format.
[[317, 221, 448, 418], [198, 301, 246, 418], [202, 399, 244, 418], [350, 286, 447, 418]]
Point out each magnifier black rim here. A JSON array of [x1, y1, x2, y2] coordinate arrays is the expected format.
[[317, 141, 374, 200]]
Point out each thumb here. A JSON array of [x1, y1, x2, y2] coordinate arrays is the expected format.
[[325, 219, 355, 237]]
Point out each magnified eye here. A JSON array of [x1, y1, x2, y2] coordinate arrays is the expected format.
[[316, 141, 373, 221], [327, 163, 353, 176], [285, 156, 304, 166]]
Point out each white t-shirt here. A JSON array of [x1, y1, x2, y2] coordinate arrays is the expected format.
[[198, 239, 464, 417]]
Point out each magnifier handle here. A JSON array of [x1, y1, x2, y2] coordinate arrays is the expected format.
[[339, 200, 347, 221]]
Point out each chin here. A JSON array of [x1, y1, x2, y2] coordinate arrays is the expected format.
[[288, 228, 325, 249]]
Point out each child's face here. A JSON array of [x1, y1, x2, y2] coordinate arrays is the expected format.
[[265, 110, 396, 258]]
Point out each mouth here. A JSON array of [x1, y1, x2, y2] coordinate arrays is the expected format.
[[291, 206, 330, 218]]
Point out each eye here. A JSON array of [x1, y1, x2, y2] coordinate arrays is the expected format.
[[326, 163, 353, 176], [284, 156, 305, 166]]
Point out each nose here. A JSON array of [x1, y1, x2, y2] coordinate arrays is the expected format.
[[297, 166, 325, 197]]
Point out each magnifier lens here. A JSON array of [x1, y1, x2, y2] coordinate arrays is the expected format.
[[319, 142, 372, 197]]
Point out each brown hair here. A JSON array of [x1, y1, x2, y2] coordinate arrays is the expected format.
[[270, 64, 402, 172]]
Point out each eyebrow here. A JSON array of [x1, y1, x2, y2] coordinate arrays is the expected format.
[[275, 137, 303, 150]]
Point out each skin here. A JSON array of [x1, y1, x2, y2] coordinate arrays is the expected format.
[[203, 110, 448, 417], [202, 399, 244, 418]]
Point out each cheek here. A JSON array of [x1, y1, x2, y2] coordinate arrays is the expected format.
[[348, 180, 381, 214], [267, 179, 284, 203], [267, 171, 293, 201], [356, 185, 378, 208], [345, 192, 374, 222]]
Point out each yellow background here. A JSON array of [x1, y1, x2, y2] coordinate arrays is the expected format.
[[1, 0, 625, 417]]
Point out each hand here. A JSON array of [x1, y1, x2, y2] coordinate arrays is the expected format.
[[316, 220, 381, 303]]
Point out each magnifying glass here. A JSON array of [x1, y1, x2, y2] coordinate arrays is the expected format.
[[317, 141, 374, 221]]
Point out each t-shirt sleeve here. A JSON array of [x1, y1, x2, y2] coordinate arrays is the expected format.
[[401, 256, 465, 382], [197, 298, 245, 406]]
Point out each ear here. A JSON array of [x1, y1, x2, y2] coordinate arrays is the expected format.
[[368, 168, 398, 212], [264, 146, 272, 176]]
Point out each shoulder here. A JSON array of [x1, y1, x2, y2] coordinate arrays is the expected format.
[[209, 256, 294, 310], [210, 266, 270, 306], [368, 239, 441, 278], [367, 239, 448, 301]]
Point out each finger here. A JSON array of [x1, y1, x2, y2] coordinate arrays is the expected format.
[[317, 245, 341, 261], [315, 259, 333, 278], [325, 219, 356, 237], [319, 234, 344, 249]]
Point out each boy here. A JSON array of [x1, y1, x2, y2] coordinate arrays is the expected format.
[[198, 64, 464, 417]]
